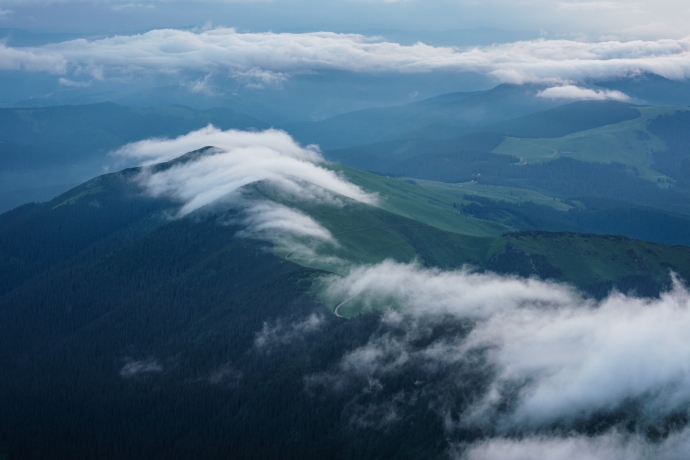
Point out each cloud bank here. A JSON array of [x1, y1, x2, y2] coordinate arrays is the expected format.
[[316, 261, 690, 457], [115, 126, 376, 216], [3, 28, 690, 85], [459, 430, 690, 460]]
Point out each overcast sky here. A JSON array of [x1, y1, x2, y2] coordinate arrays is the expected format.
[[0, 0, 688, 41]]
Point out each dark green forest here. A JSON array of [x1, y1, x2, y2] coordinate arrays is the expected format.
[[0, 86, 689, 459]]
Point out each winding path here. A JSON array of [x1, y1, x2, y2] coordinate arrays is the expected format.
[[333, 294, 359, 318]]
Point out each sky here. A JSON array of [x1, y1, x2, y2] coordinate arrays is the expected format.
[[0, 0, 688, 41], [0, 0, 689, 112], [3, 1, 690, 456]]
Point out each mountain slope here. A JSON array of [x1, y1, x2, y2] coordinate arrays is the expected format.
[[286, 84, 566, 149], [3, 154, 690, 458], [485, 100, 641, 138], [0, 103, 268, 212]]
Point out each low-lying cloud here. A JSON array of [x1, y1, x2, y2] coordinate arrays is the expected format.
[[4, 28, 690, 86], [537, 84, 630, 100], [237, 201, 334, 242], [254, 313, 325, 350], [116, 126, 376, 216], [316, 260, 690, 457], [120, 358, 163, 377], [458, 431, 685, 460]]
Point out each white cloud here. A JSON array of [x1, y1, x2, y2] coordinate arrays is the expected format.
[[254, 313, 325, 349], [231, 67, 289, 88], [110, 3, 155, 11], [207, 362, 242, 386], [460, 432, 650, 460], [537, 85, 630, 100], [466, 278, 690, 428], [58, 77, 91, 87], [321, 261, 690, 432], [558, 1, 642, 12], [0, 43, 66, 73], [186, 73, 215, 95], [322, 260, 578, 319], [459, 428, 690, 460], [2, 28, 690, 85], [237, 201, 334, 241], [114, 126, 377, 215], [119, 358, 163, 377]]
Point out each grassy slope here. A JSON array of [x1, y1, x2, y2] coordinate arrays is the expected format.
[[407, 178, 573, 211], [331, 165, 512, 236], [503, 231, 690, 289], [494, 106, 688, 182], [485, 100, 642, 138], [12, 158, 690, 318], [258, 185, 690, 315]]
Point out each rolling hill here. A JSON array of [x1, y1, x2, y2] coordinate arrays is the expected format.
[[286, 83, 566, 149], [3, 150, 690, 458]]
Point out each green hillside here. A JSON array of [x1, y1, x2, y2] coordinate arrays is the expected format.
[[241, 183, 690, 315], [486, 100, 642, 138], [287, 84, 564, 149], [331, 165, 512, 236], [494, 106, 687, 182], [6, 160, 690, 311], [3, 154, 690, 458]]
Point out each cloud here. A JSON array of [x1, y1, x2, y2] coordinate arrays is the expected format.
[[110, 3, 155, 11], [231, 67, 289, 89], [319, 261, 690, 435], [58, 77, 91, 87], [537, 85, 630, 100], [459, 428, 690, 460], [0, 43, 66, 73], [254, 313, 325, 349], [2, 28, 690, 85], [238, 201, 334, 242], [460, 433, 648, 460], [115, 126, 376, 216], [322, 260, 578, 319], [119, 358, 163, 377], [465, 277, 690, 428], [558, 1, 642, 12], [207, 362, 242, 386], [186, 73, 215, 94]]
